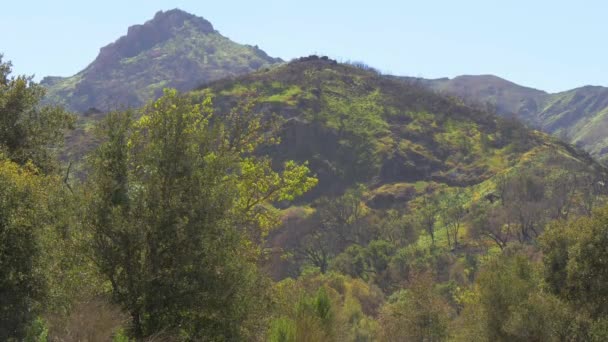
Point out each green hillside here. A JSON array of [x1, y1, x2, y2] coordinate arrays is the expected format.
[[401, 75, 608, 162], [4, 51, 608, 340], [41, 9, 281, 113], [540, 86, 608, 157], [196, 58, 601, 200]]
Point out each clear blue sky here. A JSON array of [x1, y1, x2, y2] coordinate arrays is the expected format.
[[2, 0, 606, 92]]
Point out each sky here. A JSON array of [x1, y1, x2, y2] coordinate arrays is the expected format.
[[1, 0, 606, 93]]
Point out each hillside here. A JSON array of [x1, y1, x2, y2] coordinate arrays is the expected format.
[[399, 75, 608, 162], [184, 58, 608, 292], [41, 9, 281, 113], [6, 5, 608, 340], [6, 52, 608, 340], [192, 58, 603, 203]]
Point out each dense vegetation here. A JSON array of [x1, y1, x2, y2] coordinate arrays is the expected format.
[[4, 52, 608, 342]]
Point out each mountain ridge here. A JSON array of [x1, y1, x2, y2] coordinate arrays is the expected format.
[[398, 74, 608, 162]]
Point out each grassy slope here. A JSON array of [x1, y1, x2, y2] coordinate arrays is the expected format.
[[539, 86, 608, 160]]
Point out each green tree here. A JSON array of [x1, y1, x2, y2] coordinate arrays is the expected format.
[[297, 185, 369, 273], [455, 249, 583, 342], [378, 272, 452, 342], [0, 55, 74, 172], [414, 194, 440, 246], [0, 160, 49, 340], [541, 205, 608, 318], [439, 189, 466, 249], [0, 55, 75, 340], [85, 89, 316, 340]]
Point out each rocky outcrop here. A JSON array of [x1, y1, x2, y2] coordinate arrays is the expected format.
[[92, 9, 215, 71]]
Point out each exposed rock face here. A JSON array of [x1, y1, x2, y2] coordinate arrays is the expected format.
[[42, 9, 281, 113], [93, 10, 215, 70]]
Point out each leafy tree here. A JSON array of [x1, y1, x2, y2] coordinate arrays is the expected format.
[[378, 272, 452, 342], [468, 202, 512, 250], [414, 194, 440, 246], [541, 205, 608, 318], [377, 209, 418, 247], [0, 56, 75, 340], [85, 89, 316, 340], [0, 55, 74, 172], [455, 248, 585, 341], [439, 189, 466, 249], [316, 184, 369, 245], [272, 271, 382, 342], [297, 185, 369, 273], [0, 160, 49, 340], [269, 317, 297, 342]]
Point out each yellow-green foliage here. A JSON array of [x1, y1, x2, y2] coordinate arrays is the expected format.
[[264, 85, 304, 105], [272, 271, 382, 342]]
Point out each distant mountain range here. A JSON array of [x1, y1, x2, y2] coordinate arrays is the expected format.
[[397, 75, 608, 162], [41, 9, 281, 113]]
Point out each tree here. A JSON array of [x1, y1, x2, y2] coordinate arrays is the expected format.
[[0, 160, 49, 340], [316, 184, 369, 245], [439, 189, 466, 249], [414, 195, 439, 246], [500, 170, 547, 242], [468, 202, 512, 250], [541, 205, 608, 318], [377, 209, 418, 247], [455, 248, 584, 342], [0, 55, 74, 340], [378, 272, 452, 342], [85, 90, 316, 340], [0, 55, 74, 172], [297, 185, 369, 273]]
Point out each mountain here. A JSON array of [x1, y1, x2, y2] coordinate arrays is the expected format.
[[398, 75, 608, 162], [401, 75, 548, 123], [41, 9, 281, 113], [186, 57, 606, 282], [540, 86, 608, 158], [189, 57, 602, 203]]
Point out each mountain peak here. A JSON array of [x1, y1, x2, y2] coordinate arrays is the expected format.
[[91, 9, 215, 70], [148, 9, 214, 34], [42, 9, 280, 113]]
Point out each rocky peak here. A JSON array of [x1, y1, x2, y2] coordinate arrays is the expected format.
[[90, 9, 215, 70]]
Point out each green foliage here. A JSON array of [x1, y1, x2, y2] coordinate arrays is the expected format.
[[24, 317, 49, 342], [0, 56, 79, 340], [0, 55, 74, 172], [541, 205, 608, 318], [455, 248, 587, 341], [85, 89, 315, 339], [5, 52, 608, 341], [268, 317, 296, 342], [0, 158, 52, 339], [378, 272, 452, 342], [273, 271, 382, 342]]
